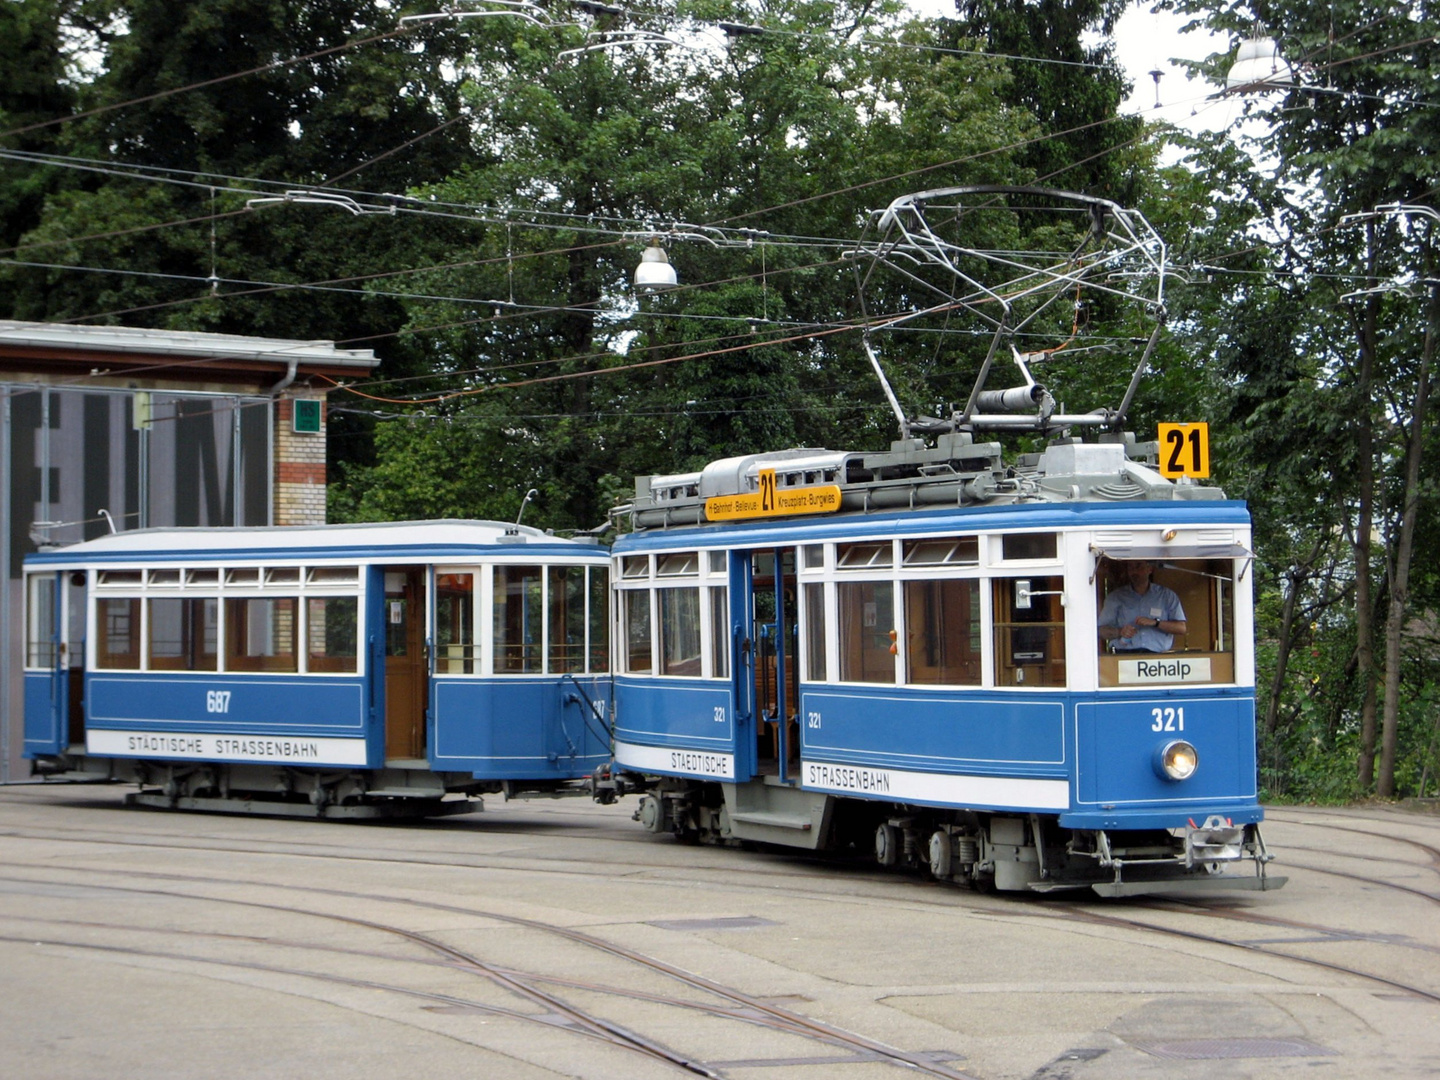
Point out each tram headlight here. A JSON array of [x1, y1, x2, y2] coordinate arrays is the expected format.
[[1155, 740, 1198, 782]]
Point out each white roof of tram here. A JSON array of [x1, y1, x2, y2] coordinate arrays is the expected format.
[[27, 520, 603, 563]]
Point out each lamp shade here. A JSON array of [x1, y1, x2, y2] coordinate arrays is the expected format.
[[635, 242, 678, 292], [1226, 35, 1293, 91]]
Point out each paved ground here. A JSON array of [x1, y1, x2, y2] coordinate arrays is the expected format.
[[0, 783, 1435, 1079]]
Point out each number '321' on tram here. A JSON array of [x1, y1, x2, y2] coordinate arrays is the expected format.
[[611, 436, 1283, 897]]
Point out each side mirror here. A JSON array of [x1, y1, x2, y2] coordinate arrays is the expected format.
[[1015, 580, 1032, 610]]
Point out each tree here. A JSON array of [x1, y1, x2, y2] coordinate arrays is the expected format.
[[1163, 0, 1440, 797], [0, 0, 80, 315], [334, 0, 1046, 528], [0, 0, 479, 478]]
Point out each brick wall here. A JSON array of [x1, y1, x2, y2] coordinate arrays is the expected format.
[[274, 393, 327, 525]]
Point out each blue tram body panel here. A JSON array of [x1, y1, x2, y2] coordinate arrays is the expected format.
[[84, 674, 372, 766], [1069, 691, 1262, 829], [613, 678, 734, 750], [613, 678, 738, 780], [23, 670, 65, 755], [799, 687, 1067, 777], [431, 677, 611, 779]]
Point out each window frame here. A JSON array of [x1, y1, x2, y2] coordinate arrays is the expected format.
[[485, 561, 613, 677], [1094, 554, 1243, 690], [83, 560, 366, 676], [613, 549, 729, 681]]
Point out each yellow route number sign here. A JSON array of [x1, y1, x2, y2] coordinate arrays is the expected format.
[[705, 467, 842, 522], [1157, 423, 1210, 479]]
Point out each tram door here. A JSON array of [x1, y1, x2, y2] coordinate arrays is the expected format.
[[64, 572, 85, 748], [749, 549, 799, 779], [383, 568, 428, 760]]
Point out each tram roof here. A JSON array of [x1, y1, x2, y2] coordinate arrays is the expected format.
[[24, 519, 606, 565], [612, 499, 1252, 552]]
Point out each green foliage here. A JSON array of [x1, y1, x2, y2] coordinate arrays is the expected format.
[[0, 0, 478, 475], [1160, 0, 1440, 797], [331, 0, 1061, 528], [0, 0, 80, 314]]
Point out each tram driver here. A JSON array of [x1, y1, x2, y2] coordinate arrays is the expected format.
[[1097, 560, 1187, 653]]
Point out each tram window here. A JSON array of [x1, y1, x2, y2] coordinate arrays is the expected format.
[[548, 566, 586, 673], [147, 569, 180, 587], [25, 575, 56, 668], [624, 590, 653, 672], [993, 577, 1065, 687], [494, 565, 543, 673], [707, 551, 727, 575], [265, 567, 301, 585], [225, 568, 259, 585], [97, 570, 142, 587], [1097, 559, 1236, 686], [837, 541, 893, 569], [308, 566, 358, 585], [589, 568, 610, 673], [803, 545, 825, 570], [225, 597, 298, 672], [1001, 533, 1057, 560], [434, 574, 475, 675], [903, 536, 979, 566], [803, 583, 826, 681], [838, 581, 895, 683], [904, 579, 980, 685], [66, 577, 84, 662], [656, 552, 699, 577], [186, 569, 219, 586], [95, 598, 141, 670], [659, 588, 702, 677], [308, 597, 358, 673], [384, 574, 412, 657], [148, 597, 218, 671], [709, 586, 729, 679], [621, 555, 649, 580]]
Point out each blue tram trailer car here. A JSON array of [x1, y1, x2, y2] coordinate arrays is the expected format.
[[22, 520, 612, 816], [611, 437, 1283, 896]]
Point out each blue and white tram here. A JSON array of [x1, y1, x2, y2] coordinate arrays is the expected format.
[[22, 520, 611, 816], [611, 439, 1283, 895]]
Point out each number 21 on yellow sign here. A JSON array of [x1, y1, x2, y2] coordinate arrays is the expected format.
[[1157, 423, 1210, 479]]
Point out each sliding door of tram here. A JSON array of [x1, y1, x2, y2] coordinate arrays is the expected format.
[[737, 549, 799, 779], [22, 570, 86, 757], [383, 567, 427, 761]]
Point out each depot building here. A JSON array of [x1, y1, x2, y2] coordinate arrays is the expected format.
[[0, 320, 379, 783]]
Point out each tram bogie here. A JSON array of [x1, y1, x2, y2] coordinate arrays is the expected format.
[[22, 520, 612, 818]]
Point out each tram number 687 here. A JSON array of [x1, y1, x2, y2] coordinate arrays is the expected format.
[[1151, 706, 1184, 732], [206, 690, 232, 714]]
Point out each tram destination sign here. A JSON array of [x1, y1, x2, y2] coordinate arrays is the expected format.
[[705, 467, 842, 522], [1117, 656, 1212, 684]]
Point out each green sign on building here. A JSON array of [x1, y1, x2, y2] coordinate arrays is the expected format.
[[293, 398, 322, 433]]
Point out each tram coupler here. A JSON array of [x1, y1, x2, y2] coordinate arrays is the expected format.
[[589, 763, 621, 804], [1184, 815, 1273, 870]]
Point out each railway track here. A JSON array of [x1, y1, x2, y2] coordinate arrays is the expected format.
[[0, 863, 980, 1079], [4, 789, 1440, 1077]]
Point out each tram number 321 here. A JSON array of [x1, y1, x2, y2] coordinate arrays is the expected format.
[[1151, 706, 1184, 732]]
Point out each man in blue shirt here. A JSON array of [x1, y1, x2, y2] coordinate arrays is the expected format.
[[1098, 560, 1187, 652]]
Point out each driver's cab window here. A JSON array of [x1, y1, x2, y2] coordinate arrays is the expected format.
[[1097, 558, 1235, 687]]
